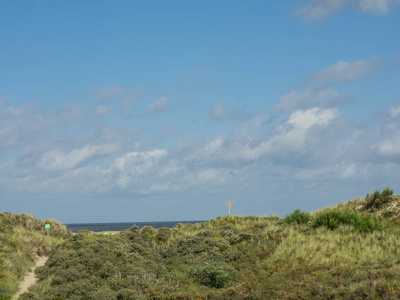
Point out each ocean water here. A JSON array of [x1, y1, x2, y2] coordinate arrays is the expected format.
[[66, 220, 207, 233]]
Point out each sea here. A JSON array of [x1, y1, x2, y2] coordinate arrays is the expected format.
[[65, 220, 207, 233]]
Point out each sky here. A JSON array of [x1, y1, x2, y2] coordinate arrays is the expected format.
[[1, 0, 400, 223]]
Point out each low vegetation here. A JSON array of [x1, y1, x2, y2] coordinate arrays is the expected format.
[[0, 212, 69, 300], [3, 188, 400, 299]]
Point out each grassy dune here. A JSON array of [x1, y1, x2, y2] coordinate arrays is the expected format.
[[0, 213, 69, 300], [4, 189, 400, 299]]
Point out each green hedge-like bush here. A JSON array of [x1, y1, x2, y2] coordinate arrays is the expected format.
[[284, 209, 311, 225], [314, 210, 382, 233]]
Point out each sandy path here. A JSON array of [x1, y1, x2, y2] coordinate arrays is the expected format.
[[13, 256, 48, 300]]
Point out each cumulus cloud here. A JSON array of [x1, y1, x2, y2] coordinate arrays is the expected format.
[[287, 107, 337, 130], [1, 74, 400, 221], [186, 108, 338, 166], [265, 108, 339, 156], [305, 57, 381, 88], [113, 149, 167, 173], [146, 97, 170, 114], [295, 0, 400, 21], [39, 144, 120, 171]]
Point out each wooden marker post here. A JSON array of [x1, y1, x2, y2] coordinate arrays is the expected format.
[[226, 201, 232, 216]]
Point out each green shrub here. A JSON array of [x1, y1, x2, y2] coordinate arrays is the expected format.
[[139, 226, 157, 242], [0, 294, 11, 300], [314, 210, 382, 233], [314, 210, 341, 230], [284, 209, 311, 225], [352, 215, 382, 233], [190, 262, 231, 288], [364, 188, 394, 211], [156, 227, 173, 243]]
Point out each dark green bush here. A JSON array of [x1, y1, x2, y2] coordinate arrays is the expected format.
[[314, 210, 382, 233], [314, 210, 341, 230], [190, 262, 231, 288], [364, 188, 394, 211], [0, 294, 11, 300], [284, 209, 311, 225], [156, 227, 173, 243], [177, 236, 208, 255]]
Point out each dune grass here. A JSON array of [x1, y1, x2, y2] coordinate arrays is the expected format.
[[5, 189, 400, 299], [0, 213, 69, 300]]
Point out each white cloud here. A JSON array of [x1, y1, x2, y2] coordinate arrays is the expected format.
[[186, 108, 338, 166], [275, 88, 350, 111], [306, 57, 381, 88], [295, 0, 400, 21], [295, 0, 345, 21], [378, 138, 400, 156], [266, 108, 338, 154], [287, 107, 337, 130], [146, 97, 170, 114], [358, 0, 399, 12], [39, 144, 120, 171], [112, 149, 167, 188], [184, 136, 267, 164], [115, 150, 164, 171]]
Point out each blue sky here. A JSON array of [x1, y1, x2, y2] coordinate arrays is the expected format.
[[1, 0, 400, 223]]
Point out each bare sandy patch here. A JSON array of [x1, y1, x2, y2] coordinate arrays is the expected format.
[[13, 256, 48, 300]]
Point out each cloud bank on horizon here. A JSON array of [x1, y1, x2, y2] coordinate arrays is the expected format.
[[0, 1, 399, 223]]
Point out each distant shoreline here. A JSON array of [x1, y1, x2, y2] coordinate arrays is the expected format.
[[65, 220, 207, 233]]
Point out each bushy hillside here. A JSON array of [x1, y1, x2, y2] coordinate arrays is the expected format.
[[10, 189, 400, 299], [0, 213, 69, 300]]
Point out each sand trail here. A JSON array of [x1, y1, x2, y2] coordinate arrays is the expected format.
[[13, 256, 48, 300]]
